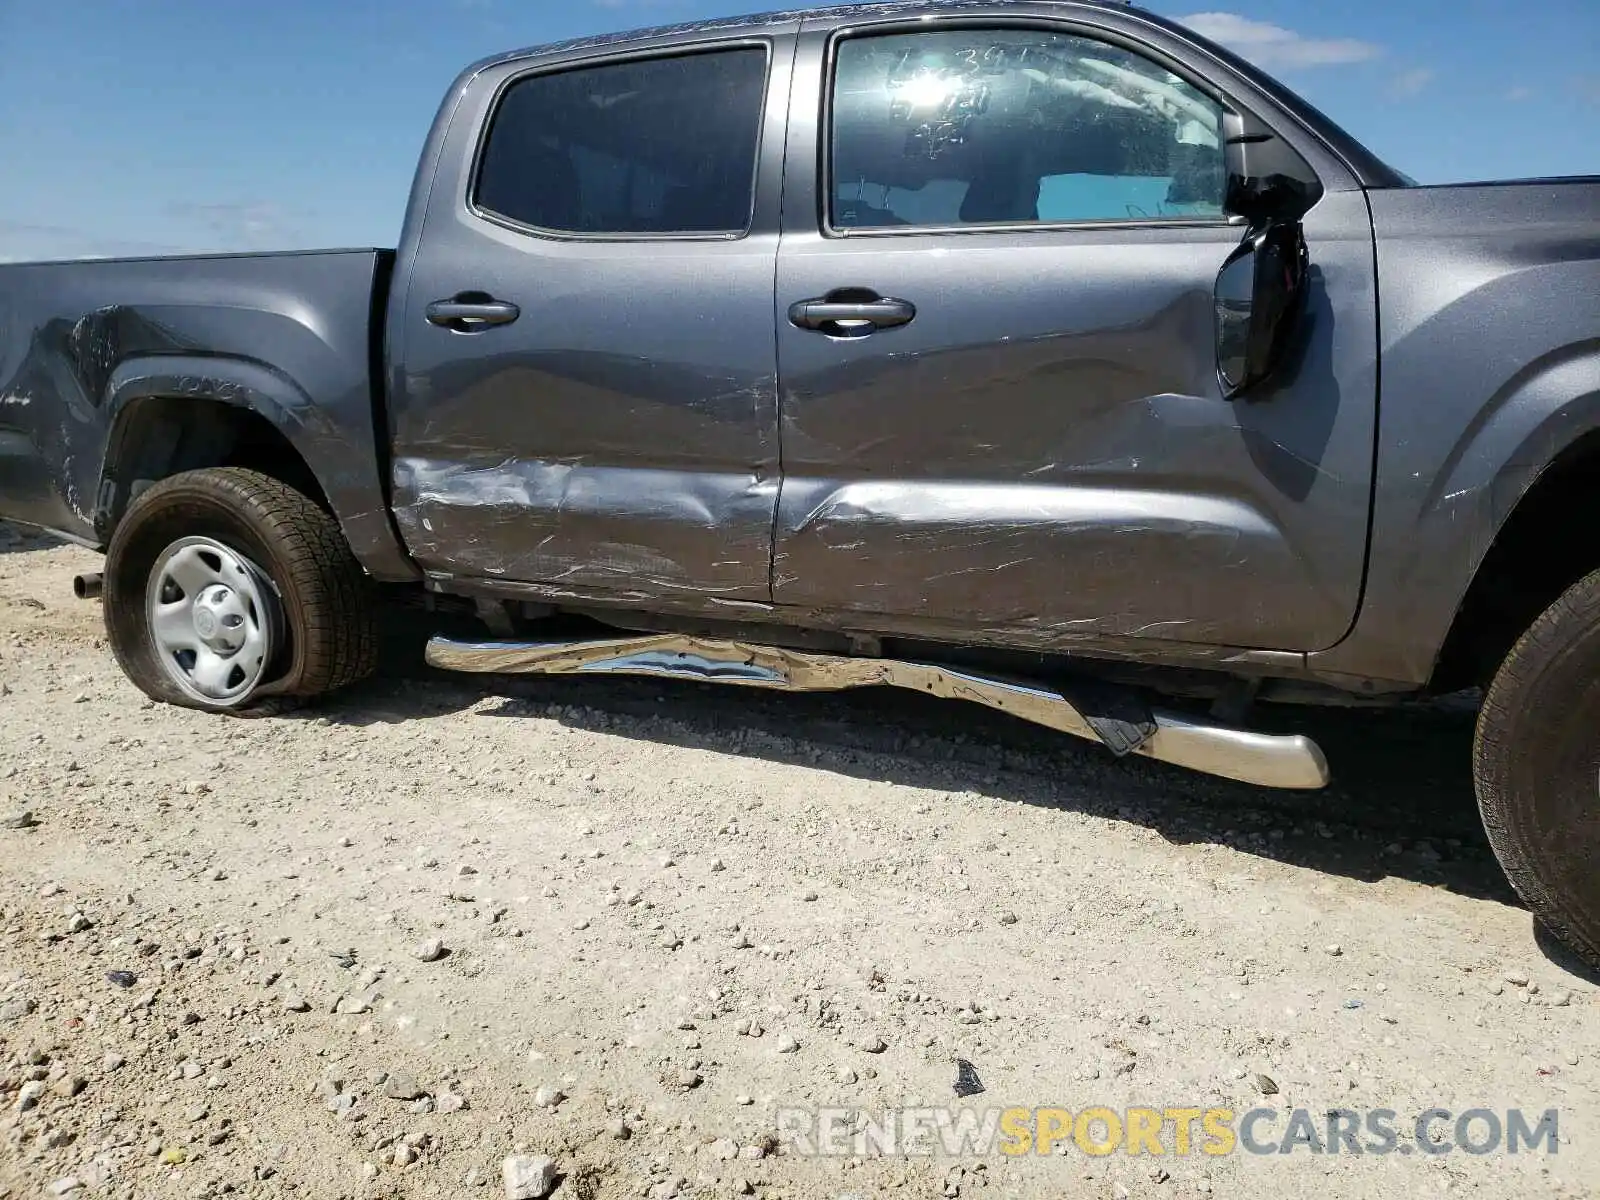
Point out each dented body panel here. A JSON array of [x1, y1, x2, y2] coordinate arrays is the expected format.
[[771, 200, 1379, 652], [769, 4, 1379, 655], [383, 18, 799, 601]]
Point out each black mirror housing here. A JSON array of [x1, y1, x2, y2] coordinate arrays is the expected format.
[[1215, 221, 1310, 397], [1222, 110, 1323, 225]]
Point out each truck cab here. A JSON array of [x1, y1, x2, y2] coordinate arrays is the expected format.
[[387, 2, 1382, 663]]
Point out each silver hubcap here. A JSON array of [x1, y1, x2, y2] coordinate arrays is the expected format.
[[147, 537, 278, 704]]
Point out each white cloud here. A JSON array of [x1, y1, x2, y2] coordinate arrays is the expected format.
[[1389, 67, 1436, 98], [1505, 86, 1534, 102], [1179, 12, 1383, 70]]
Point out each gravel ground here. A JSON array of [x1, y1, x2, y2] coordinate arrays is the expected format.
[[0, 520, 1596, 1200]]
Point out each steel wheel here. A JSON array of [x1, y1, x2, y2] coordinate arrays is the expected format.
[[146, 535, 280, 706]]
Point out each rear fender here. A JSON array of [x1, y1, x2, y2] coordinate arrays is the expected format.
[[99, 353, 418, 581]]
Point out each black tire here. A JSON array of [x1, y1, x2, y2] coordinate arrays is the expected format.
[[103, 467, 377, 715], [1474, 566, 1600, 969]]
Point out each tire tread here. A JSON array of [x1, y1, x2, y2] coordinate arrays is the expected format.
[[1474, 565, 1600, 968], [104, 467, 376, 714]]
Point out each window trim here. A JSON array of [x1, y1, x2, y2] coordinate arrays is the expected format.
[[819, 17, 1248, 240], [467, 39, 775, 244]]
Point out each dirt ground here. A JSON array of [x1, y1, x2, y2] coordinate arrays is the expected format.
[[0, 520, 1595, 1200]]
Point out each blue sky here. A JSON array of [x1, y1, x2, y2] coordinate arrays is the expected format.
[[0, 0, 1595, 261]]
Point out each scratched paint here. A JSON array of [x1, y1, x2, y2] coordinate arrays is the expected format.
[[392, 457, 776, 597]]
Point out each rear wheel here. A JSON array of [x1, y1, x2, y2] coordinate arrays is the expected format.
[[103, 467, 376, 715], [1474, 567, 1600, 969]]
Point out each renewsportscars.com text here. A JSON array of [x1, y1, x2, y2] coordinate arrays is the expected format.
[[776, 1105, 1560, 1158]]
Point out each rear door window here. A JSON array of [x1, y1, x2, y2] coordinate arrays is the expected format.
[[477, 47, 769, 237]]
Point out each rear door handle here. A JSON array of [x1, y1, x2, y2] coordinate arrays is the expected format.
[[425, 296, 521, 332], [788, 293, 916, 336]]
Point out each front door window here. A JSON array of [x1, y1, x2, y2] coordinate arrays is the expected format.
[[830, 28, 1226, 230]]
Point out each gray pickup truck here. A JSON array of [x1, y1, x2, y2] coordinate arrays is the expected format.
[[2, 0, 1597, 963]]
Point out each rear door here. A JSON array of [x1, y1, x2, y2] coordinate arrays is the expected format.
[[773, 6, 1378, 653], [389, 26, 797, 603]]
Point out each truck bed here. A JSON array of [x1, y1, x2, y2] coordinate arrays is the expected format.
[[0, 248, 395, 552]]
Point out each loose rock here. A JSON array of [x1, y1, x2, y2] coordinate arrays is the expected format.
[[384, 1073, 428, 1101], [438, 1089, 469, 1114], [502, 1154, 558, 1200]]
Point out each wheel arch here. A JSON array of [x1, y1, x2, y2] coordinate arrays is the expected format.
[[1431, 421, 1600, 692], [95, 354, 418, 580]]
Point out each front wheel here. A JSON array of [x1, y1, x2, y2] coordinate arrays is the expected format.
[[1474, 566, 1600, 969], [103, 467, 377, 715]]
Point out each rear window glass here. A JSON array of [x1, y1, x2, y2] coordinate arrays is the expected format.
[[476, 47, 768, 237]]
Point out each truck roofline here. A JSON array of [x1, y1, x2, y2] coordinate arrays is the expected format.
[[459, 0, 1407, 191]]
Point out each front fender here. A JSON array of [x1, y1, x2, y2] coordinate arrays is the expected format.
[[1308, 177, 1600, 688], [1404, 342, 1600, 649], [1419, 342, 1600, 546], [1319, 337, 1600, 688]]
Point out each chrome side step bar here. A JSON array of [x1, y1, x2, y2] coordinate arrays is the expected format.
[[425, 634, 1330, 791]]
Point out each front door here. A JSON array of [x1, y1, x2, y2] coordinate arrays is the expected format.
[[390, 29, 797, 603], [773, 8, 1378, 653]]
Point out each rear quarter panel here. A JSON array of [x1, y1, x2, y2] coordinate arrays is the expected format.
[[0, 250, 415, 579]]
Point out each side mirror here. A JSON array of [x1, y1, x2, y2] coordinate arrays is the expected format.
[[1215, 221, 1310, 398]]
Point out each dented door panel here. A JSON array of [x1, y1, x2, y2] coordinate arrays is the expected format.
[[386, 28, 797, 603], [773, 13, 1379, 653]]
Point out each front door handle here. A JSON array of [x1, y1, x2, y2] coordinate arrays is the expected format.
[[425, 295, 521, 332], [788, 292, 916, 336]]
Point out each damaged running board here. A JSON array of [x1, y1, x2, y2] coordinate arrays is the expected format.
[[425, 634, 1330, 791]]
